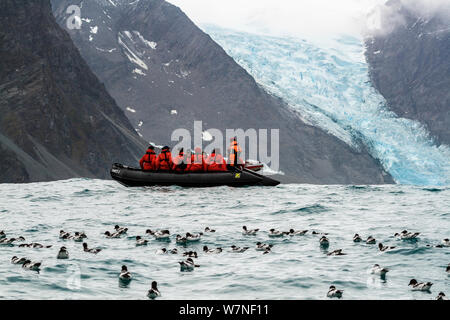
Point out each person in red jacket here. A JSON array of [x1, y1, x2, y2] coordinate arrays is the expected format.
[[172, 148, 188, 172], [155, 146, 173, 171], [205, 148, 227, 172], [139, 145, 156, 171], [188, 147, 206, 172]]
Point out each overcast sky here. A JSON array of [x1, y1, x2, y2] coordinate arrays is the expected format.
[[166, 0, 387, 38]]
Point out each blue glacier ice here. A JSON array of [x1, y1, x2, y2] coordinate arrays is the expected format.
[[203, 25, 450, 186]]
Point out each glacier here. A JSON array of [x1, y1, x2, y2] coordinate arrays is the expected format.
[[204, 25, 450, 186]]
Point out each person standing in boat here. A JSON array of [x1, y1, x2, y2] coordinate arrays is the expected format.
[[139, 145, 156, 171], [172, 148, 189, 172], [206, 148, 227, 172], [227, 137, 243, 169], [155, 146, 173, 171], [188, 147, 207, 172]]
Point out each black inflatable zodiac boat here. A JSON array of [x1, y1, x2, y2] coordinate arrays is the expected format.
[[110, 163, 280, 187]]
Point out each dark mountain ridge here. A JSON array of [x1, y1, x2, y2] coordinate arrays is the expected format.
[[0, 0, 146, 183], [365, 0, 450, 146]]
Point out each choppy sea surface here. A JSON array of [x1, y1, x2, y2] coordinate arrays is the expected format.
[[0, 179, 449, 300]]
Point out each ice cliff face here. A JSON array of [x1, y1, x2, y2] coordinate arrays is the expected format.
[[50, 0, 392, 184], [0, 0, 146, 183], [204, 25, 450, 185]]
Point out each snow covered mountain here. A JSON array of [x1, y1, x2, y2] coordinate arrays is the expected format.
[[51, 0, 392, 184]]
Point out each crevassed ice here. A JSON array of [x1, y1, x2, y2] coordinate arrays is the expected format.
[[204, 25, 450, 186]]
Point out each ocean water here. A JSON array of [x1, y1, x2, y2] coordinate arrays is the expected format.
[[204, 25, 450, 186], [0, 179, 449, 300]]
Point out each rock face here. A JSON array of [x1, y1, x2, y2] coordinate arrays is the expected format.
[[0, 0, 146, 183], [365, 0, 450, 146], [51, 0, 393, 184]]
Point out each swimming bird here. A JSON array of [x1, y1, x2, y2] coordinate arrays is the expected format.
[[441, 238, 450, 247], [104, 231, 121, 238], [22, 260, 41, 271], [327, 285, 343, 298], [176, 234, 187, 244], [204, 227, 216, 233], [73, 232, 85, 242], [288, 229, 308, 236], [327, 249, 346, 256], [312, 231, 328, 235], [319, 236, 330, 247], [19, 243, 52, 249], [179, 258, 199, 271], [255, 242, 273, 251], [146, 229, 155, 236], [378, 243, 396, 252], [154, 230, 170, 240], [436, 292, 447, 300], [268, 229, 287, 237], [114, 225, 128, 235], [408, 279, 433, 291], [366, 236, 376, 244], [186, 232, 202, 242], [426, 244, 444, 248], [0, 230, 5, 239], [57, 246, 69, 259], [446, 264, 450, 274], [82, 243, 101, 254], [119, 265, 132, 281], [183, 251, 198, 258], [230, 245, 249, 253], [59, 230, 71, 239], [353, 234, 363, 242], [242, 226, 259, 235], [395, 230, 420, 240], [0, 238, 20, 245], [147, 281, 161, 299], [371, 264, 389, 276], [11, 256, 28, 265], [203, 246, 222, 254], [157, 248, 178, 254], [136, 236, 148, 246]]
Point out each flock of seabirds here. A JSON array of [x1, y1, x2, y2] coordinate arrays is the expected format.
[[1, 226, 449, 300]]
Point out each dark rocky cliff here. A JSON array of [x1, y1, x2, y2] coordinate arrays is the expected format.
[[365, 0, 450, 146], [0, 0, 146, 183], [51, 0, 393, 184]]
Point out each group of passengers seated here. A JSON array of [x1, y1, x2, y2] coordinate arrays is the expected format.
[[139, 138, 243, 173]]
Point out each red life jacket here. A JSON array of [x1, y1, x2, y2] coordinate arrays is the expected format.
[[228, 141, 243, 166], [206, 153, 227, 172], [155, 150, 173, 171], [139, 148, 156, 171], [189, 153, 206, 172], [172, 152, 188, 172]]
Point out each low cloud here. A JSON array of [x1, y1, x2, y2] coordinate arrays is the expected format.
[[365, 0, 450, 36]]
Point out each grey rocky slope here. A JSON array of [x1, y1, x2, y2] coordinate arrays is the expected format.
[[0, 0, 146, 183], [365, 0, 450, 146], [51, 0, 393, 184]]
